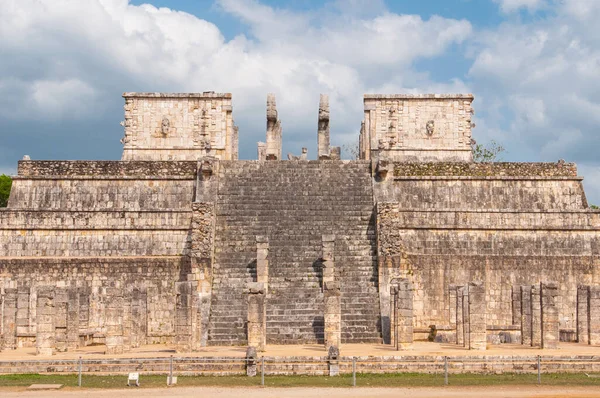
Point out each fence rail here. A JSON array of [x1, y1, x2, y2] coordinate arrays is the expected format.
[[2, 355, 600, 387]]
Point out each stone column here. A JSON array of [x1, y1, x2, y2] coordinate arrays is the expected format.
[[318, 94, 331, 160], [324, 281, 341, 351], [322, 235, 340, 350], [531, 284, 542, 348], [322, 235, 335, 287], [521, 285, 532, 346], [247, 283, 266, 351], [540, 282, 560, 349], [246, 346, 258, 377], [328, 345, 340, 376], [395, 279, 414, 350], [266, 93, 282, 160], [2, 288, 18, 351], [512, 285, 522, 326], [589, 286, 600, 345], [577, 285, 589, 344], [105, 287, 124, 355], [256, 236, 269, 289], [16, 287, 31, 342], [449, 285, 457, 336], [66, 288, 80, 351], [462, 286, 470, 348], [36, 287, 55, 356], [130, 287, 147, 349], [456, 286, 464, 346], [389, 286, 397, 348], [541, 282, 559, 349], [467, 281, 486, 351], [257, 142, 266, 161], [122, 288, 132, 353], [175, 281, 198, 353], [54, 288, 68, 352]]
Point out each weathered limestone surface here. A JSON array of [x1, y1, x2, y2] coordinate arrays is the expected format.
[[541, 282, 559, 349], [456, 286, 464, 346], [392, 279, 414, 350], [531, 284, 542, 348], [521, 286, 532, 346], [247, 283, 266, 352], [265, 94, 282, 160], [35, 287, 54, 356], [318, 94, 331, 160], [467, 282, 486, 351], [121, 93, 236, 161], [208, 161, 380, 345], [360, 94, 474, 162], [589, 286, 600, 345], [577, 285, 589, 344], [2, 91, 600, 354]]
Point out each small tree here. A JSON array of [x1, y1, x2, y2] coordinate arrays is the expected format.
[[342, 140, 360, 160], [471, 139, 506, 162], [591, 204, 599, 210], [0, 174, 12, 207]]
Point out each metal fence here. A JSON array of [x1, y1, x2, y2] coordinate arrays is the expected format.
[[2, 355, 600, 387]]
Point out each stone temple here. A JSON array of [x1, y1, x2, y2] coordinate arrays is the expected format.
[[1, 91, 600, 356]]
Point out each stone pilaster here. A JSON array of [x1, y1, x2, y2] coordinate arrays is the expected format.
[[175, 281, 198, 352], [467, 281, 486, 351], [448, 285, 457, 334], [35, 287, 55, 356], [394, 279, 414, 350], [66, 287, 80, 351], [256, 236, 269, 289], [322, 235, 335, 287], [16, 287, 31, 343], [3, 288, 18, 350], [530, 284, 542, 348], [521, 285, 532, 346], [462, 286, 470, 348], [54, 288, 68, 352], [577, 285, 589, 344], [247, 283, 266, 351], [541, 282, 559, 349], [589, 286, 600, 345], [122, 288, 132, 352], [105, 287, 125, 355], [456, 286, 464, 346], [324, 280, 342, 351], [512, 285, 522, 326], [130, 287, 147, 349]]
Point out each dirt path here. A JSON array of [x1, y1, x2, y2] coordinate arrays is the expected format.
[[3, 386, 600, 398]]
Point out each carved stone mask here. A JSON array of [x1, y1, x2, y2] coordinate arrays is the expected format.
[[161, 117, 170, 136], [426, 120, 435, 136]]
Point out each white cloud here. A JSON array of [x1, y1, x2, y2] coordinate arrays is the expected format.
[[0, 0, 472, 162], [493, 0, 547, 13]]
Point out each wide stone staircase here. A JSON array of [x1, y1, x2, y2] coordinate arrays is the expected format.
[[207, 160, 381, 345]]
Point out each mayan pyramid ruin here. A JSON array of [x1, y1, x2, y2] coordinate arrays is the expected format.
[[1, 91, 599, 355]]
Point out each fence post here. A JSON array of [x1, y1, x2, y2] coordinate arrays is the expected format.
[[169, 355, 173, 386], [78, 357, 82, 387], [537, 355, 541, 384], [261, 357, 265, 387], [352, 357, 356, 387], [444, 356, 448, 386]]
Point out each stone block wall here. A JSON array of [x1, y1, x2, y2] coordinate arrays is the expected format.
[[361, 94, 474, 162], [0, 258, 188, 347], [121, 93, 237, 161]]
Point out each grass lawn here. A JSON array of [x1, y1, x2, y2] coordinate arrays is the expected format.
[[1, 373, 600, 389]]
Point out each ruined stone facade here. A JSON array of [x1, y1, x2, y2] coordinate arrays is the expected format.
[[1, 91, 599, 354]]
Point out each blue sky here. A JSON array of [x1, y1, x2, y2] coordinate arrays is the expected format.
[[1, 0, 600, 202]]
